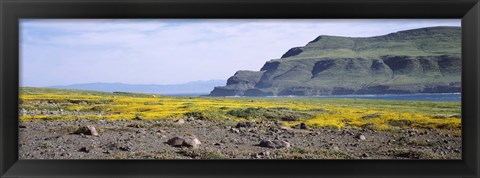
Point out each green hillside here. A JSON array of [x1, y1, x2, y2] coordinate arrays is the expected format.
[[210, 26, 461, 96]]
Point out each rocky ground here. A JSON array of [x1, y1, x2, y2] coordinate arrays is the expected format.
[[19, 118, 461, 159]]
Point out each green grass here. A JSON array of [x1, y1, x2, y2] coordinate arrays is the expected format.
[[19, 87, 461, 131], [281, 27, 461, 60], [21, 87, 156, 98]]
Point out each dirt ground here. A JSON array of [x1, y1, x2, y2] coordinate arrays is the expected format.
[[19, 118, 461, 159]]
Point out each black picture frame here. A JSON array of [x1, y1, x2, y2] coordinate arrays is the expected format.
[[1, 0, 479, 177]]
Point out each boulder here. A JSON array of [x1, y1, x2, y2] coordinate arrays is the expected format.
[[183, 135, 201, 148], [75, 126, 98, 136], [167, 137, 185, 147], [175, 118, 185, 125], [299, 123, 308, 129], [229, 128, 240, 134], [355, 134, 366, 140], [236, 121, 254, 128], [258, 140, 290, 149], [79, 146, 93, 153]]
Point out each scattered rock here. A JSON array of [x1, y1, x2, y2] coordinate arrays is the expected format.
[[175, 119, 185, 125], [136, 130, 146, 134], [229, 128, 240, 134], [79, 146, 91, 153], [236, 121, 254, 128], [157, 129, 166, 133], [186, 117, 195, 122], [105, 142, 120, 150], [258, 140, 290, 149], [18, 116, 462, 159], [166, 135, 201, 148], [355, 134, 366, 140], [128, 123, 144, 128], [331, 145, 340, 151], [166, 137, 185, 147], [119, 146, 131, 151], [279, 126, 293, 131], [74, 126, 98, 136], [183, 135, 201, 148], [299, 123, 308, 129], [260, 151, 271, 156]]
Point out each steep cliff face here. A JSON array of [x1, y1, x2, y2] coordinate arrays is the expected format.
[[210, 26, 461, 96]]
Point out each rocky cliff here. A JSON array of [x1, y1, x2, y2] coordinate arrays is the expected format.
[[210, 26, 461, 96]]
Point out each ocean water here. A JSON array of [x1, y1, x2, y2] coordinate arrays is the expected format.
[[309, 93, 461, 102], [174, 93, 461, 102]]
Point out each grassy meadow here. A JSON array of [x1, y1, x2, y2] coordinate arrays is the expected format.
[[19, 87, 461, 132]]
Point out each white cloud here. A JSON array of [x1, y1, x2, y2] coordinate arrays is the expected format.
[[20, 19, 460, 87]]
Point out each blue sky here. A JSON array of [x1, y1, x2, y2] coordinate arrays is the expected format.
[[20, 19, 460, 87]]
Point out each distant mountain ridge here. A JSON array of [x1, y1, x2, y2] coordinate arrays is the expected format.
[[210, 26, 461, 96], [49, 80, 226, 95]]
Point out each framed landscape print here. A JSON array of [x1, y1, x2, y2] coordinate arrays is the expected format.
[[1, 0, 480, 177], [18, 19, 462, 160]]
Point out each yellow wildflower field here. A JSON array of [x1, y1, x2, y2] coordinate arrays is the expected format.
[[19, 87, 461, 131]]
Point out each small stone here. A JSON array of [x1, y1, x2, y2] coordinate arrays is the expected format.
[[230, 128, 240, 134], [157, 129, 166, 133], [75, 126, 98, 136], [258, 140, 290, 149], [79, 146, 91, 153], [119, 146, 130, 151], [175, 119, 185, 125], [355, 134, 366, 140], [236, 121, 254, 128], [183, 135, 201, 148], [167, 137, 185, 147], [259, 151, 271, 156], [106, 142, 120, 150], [19, 125, 27, 129], [299, 123, 308, 129]]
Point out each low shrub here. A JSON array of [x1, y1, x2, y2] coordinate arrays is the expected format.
[[388, 119, 414, 128], [226, 107, 313, 121], [361, 113, 381, 119], [183, 110, 226, 121]]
